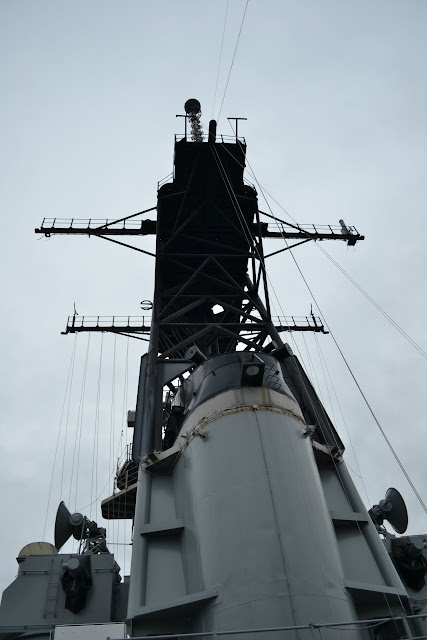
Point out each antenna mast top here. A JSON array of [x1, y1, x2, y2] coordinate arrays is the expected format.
[[184, 98, 203, 142]]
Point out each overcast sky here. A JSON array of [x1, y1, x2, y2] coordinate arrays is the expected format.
[[1, 0, 426, 594]]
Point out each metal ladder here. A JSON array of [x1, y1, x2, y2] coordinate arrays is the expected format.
[[44, 557, 60, 618]]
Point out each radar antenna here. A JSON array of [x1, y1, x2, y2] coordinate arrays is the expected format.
[[184, 98, 203, 142], [369, 487, 408, 534]]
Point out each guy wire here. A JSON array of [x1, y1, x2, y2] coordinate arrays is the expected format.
[[211, 0, 230, 119], [42, 333, 77, 540], [217, 0, 250, 122]]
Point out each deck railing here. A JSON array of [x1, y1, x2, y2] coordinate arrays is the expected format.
[[106, 612, 427, 639]]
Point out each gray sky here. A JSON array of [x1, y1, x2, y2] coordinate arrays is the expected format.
[[1, 0, 426, 594]]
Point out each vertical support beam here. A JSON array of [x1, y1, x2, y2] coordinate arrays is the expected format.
[[127, 467, 152, 618], [338, 463, 408, 594], [253, 206, 271, 318], [244, 274, 283, 349], [140, 337, 160, 456], [140, 256, 163, 455], [128, 233, 162, 620], [131, 354, 148, 462], [283, 350, 345, 450], [401, 617, 414, 639]]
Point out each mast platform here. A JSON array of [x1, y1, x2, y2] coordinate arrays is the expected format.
[[62, 314, 328, 336]]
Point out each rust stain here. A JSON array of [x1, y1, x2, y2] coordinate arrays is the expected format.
[[196, 404, 306, 432]]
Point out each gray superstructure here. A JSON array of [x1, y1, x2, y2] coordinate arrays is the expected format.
[[1, 101, 426, 640]]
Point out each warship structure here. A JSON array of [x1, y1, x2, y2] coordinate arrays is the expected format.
[[1, 100, 427, 640]]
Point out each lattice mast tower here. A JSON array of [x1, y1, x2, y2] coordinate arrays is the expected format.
[[3, 100, 414, 640]]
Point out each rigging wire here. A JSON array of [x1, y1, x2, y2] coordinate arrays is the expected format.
[[216, 121, 427, 516], [42, 334, 77, 539], [211, 0, 230, 119], [313, 332, 337, 427], [77, 412, 135, 512], [217, 0, 250, 123], [118, 335, 131, 574], [302, 332, 324, 404], [124, 335, 130, 447], [212, 143, 347, 449], [276, 211, 427, 514], [313, 332, 371, 504], [109, 334, 117, 496], [268, 196, 427, 516], [113, 338, 129, 564], [200, 116, 319, 370], [110, 334, 119, 555], [74, 334, 92, 512], [260, 186, 427, 362], [90, 333, 104, 520], [212, 118, 422, 379], [292, 236, 427, 514], [69, 333, 91, 509], [79, 471, 114, 512], [332, 330, 427, 514], [214, 162, 408, 602], [68, 334, 132, 564], [218, 116, 426, 362], [210, 141, 316, 376], [218, 122, 427, 519], [317, 244, 427, 361], [60, 336, 78, 500], [300, 332, 315, 385]]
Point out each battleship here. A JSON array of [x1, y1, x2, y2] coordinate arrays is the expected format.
[[1, 99, 427, 640]]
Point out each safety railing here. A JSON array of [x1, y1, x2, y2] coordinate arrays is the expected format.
[[64, 315, 326, 334], [243, 177, 257, 192], [158, 172, 174, 189], [115, 444, 138, 492], [66, 315, 151, 329], [272, 315, 325, 329], [38, 217, 152, 230], [175, 133, 246, 144], [39, 219, 359, 237], [266, 221, 361, 236], [106, 612, 427, 639]]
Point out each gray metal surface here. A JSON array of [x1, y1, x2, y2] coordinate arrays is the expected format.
[[6, 104, 421, 640], [0, 552, 124, 640], [174, 352, 295, 416], [54, 623, 126, 640], [108, 612, 427, 639], [382, 533, 427, 613], [128, 383, 366, 638]]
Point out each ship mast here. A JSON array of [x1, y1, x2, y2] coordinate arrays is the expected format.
[[2, 100, 418, 640]]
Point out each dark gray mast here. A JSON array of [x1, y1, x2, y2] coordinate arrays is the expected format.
[[2, 100, 427, 640]]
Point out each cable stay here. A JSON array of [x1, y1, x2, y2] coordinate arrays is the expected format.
[[211, 0, 230, 119], [39, 101, 424, 519], [217, 0, 250, 122], [266, 200, 427, 516], [250, 176, 427, 361], [221, 118, 427, 518], [9, 97, 427, 637]]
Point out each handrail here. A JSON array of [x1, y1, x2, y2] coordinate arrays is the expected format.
[[158, 172, 174, 189], [65, 315, 324, 329], [39, 218, 153, 230], [67, 315, 151, 328], [265, 221, 360, 234], [105, 612, 427, 639], [175, 133, 246, 144]]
